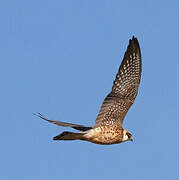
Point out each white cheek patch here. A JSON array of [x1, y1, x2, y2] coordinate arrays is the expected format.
[[122, 134, 128, 142]]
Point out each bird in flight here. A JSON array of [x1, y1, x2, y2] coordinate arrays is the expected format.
[[35, 36, 142, 145]]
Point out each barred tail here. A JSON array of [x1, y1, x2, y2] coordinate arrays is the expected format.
[[53, 131, 84, 141]]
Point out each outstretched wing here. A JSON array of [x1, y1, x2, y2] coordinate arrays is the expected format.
[[35, 113, 92, 131], [94, 36, 142, 127]]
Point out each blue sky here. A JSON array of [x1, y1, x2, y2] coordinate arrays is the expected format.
[[1, 0, 179, 179]]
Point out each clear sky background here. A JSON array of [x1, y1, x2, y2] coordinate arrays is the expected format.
[[1, 0, 179, 180]]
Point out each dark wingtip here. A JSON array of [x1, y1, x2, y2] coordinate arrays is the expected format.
[[129, 36, 140, 51], [33, 112, 44, 118], [53, 132, 69, 140], [53, 136, 59, 140], [131, 35, 138, 42], [33, 112, 40, 117], [129, 36, 138, 46], [33, 112, 52, 123]]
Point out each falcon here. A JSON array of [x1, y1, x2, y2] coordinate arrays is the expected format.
[[35, 36, 142, 145]]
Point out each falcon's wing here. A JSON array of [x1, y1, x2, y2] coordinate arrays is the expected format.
[[35, 113, 92, 131], [94, 36, 141, 127]]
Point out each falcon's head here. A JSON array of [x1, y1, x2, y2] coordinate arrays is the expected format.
[[122, 129, 133, 142]]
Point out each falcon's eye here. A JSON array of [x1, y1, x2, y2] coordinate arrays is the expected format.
[[126, 132, 132, 138]]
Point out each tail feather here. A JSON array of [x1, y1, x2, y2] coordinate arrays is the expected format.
[[53, 131, 84, 141]]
